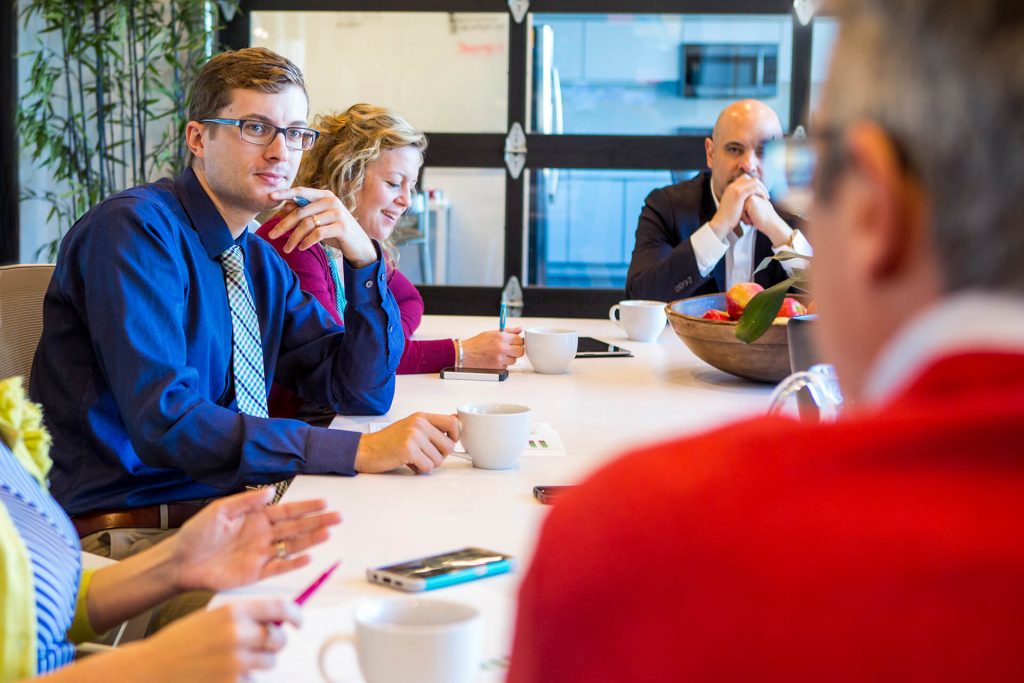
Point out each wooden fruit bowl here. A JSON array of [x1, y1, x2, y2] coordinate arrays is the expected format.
[[666, 293, 809, 383]]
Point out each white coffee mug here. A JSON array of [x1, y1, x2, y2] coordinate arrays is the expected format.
[[524, 328, 578, 374], [609, 300, 667, 341], [319, 598, 482, 683], [457, 403, 531, 470]]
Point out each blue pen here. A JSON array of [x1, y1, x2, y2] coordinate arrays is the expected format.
[[499, 302, 507, 332], [293, 196, 310, 207]]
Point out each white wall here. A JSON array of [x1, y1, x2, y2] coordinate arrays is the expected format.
[[252, 11, 509, 134]]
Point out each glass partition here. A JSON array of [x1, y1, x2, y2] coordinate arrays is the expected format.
[[529, 14, 794, 136], [527, 168, 699, 288], [252, 12, 509, 133], [394, 167, 506, 287], [810, 18, 840, 115]]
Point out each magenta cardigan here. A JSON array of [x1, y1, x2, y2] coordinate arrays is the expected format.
[[256, 215, 455, 376]]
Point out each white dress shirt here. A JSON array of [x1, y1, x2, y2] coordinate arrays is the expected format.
[[689, 188, 812, 288]]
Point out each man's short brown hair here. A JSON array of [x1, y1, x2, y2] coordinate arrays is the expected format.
[[186, 47, 307, 164]]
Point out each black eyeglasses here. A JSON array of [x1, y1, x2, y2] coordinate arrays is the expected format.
[[200, 118, 320, 151]]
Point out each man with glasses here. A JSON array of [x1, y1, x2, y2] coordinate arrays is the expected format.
[[510, 0, 1024, 679], [32, 47, 461, 559], [625, 99, 811, 301]]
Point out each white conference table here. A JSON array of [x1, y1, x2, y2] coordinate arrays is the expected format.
[[215, 314, 775, 681]]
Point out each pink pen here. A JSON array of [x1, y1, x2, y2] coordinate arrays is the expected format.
[[273, 561, 340, 626]]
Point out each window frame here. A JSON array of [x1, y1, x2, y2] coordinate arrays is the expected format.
[[225, 0, 813, 317]]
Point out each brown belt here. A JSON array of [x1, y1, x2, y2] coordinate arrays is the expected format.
[[72, 501, 209, 538]]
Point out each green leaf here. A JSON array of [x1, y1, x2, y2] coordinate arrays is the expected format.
[[735, 276, 801, 344], [752, 250, 812, 277]]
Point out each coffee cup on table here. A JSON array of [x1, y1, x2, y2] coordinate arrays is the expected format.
[[457, 403, 531, 470], [319, 598, 482, 683], [524, 328, 578, 374], [609, 300, 667, 341]]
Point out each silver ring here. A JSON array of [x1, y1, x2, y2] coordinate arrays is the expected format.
[[274, 540, 288, 560], [312, 214, 322, 229]]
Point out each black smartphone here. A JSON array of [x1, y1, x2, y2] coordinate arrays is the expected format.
[[439, 367, 509, 381], [533, 485, 575, 505], [575, 337, 632, 358]]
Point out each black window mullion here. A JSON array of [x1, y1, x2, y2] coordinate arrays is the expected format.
[[243, 0, 506, 11], [420, 134, 506, 168], [790, 15, 813, 131], [418, 285, 624, 318], [524, 135, 707, 170], [1, 0, 18, 265], [504, 14, 529, 288], [528, 0, 792, 13], [424, 134, 709, 170], [222, 1, 252, 51], [241, 0, 791, 11]]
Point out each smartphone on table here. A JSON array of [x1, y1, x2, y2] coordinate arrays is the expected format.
[[367, 547, 515, 592], [533, 485, 575, 505], [439, 367, 509, 381]]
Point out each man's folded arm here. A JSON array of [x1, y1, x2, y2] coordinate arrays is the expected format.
[[272, 242, 402, 416], [626, 190, 711, 300], [81, 208, 361, 486]]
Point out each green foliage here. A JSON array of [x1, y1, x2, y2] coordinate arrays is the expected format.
[[17, 0, 239, 261], [735, 252, 810, 344]]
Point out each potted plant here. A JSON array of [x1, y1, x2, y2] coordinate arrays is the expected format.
[[16, 0, 239, 260]]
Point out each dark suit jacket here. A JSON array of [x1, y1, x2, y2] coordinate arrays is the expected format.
[[625, 172, 796, 301]]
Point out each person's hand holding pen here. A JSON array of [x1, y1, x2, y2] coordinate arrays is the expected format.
[[266, 190, 378, 268], [461, 301, 525, 369], [460, 327, 524, 369]]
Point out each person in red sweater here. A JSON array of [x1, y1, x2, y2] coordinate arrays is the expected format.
[[257, 104, 523, 378], [508, 0, 1024, 680]]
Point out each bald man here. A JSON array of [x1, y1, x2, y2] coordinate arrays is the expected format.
[[625, 100, 812, 301]]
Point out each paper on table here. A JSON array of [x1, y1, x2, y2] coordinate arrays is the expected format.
[[363, 421, 565, 457]]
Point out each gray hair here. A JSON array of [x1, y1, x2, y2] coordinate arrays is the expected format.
[[822, 0, 1024, 292]]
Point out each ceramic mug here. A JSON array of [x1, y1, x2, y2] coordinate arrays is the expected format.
[[457, 403, 531, 470], [524, 328, 578, 374], [319, 598, 482, 683], [609, 300, 667, 341]]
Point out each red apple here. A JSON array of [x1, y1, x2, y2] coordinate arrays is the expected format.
[[777, 297, 808, 318], [702, 309, 731, 321], [725, 282, 764, 320]]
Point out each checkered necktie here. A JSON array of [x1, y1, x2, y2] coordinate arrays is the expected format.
[[218, 245, 289, 504]]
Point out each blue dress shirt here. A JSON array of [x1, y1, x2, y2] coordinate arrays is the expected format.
[[31, 168, 403, 516]]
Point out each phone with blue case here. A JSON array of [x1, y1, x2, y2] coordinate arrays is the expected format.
[[367, 547, 515, 592]]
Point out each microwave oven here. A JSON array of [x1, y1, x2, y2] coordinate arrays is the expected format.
[[682, 43, 779, 98]]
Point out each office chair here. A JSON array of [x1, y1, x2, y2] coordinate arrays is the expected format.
[[0, 264, 55, 388]]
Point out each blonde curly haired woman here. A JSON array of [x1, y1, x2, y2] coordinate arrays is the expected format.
[[257, 104, 523, 414]]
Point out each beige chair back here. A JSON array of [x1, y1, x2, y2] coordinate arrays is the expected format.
[[0, 264, 56, 389]]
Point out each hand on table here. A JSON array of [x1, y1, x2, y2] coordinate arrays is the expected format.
[[171, 488, 342, 592], [267, 187, 377, 268], [132, 599, 300, 682], [355, 413, 461, 475], [461, 326, 525, 369]]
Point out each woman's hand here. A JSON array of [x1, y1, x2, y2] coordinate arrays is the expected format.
[[171, 488, 342, 592], [267, 187, 377, 268], [129, 599, 301, 682], [461, 327, 525, 369], [37, 600, 302, 683]]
